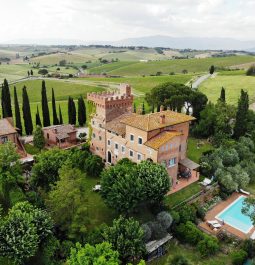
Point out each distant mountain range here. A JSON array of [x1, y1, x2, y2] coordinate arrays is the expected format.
[[3, 35, 255, 51]]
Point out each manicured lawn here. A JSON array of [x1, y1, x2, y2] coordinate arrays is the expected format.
[[150, 242, 232, 265], [199, 75, 255, 105], [187, 138, 214, 163], [165, 182, 201, 209]]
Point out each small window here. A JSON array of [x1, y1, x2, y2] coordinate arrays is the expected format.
[[99, 124, 102, 128], [1, 136, 8, 143], [129, 150, 134, 157], [137, 153, 142, 161], [47, 133, 49, 139], [115, 143, 119, 150], [96, 147, 99, 151], [121, 146, 125, 153], [165, 144, 168, 151], [138, 137, 143, 145], [92, 133, 96, 138], [99, 136, 102, 141], [107, 140, 111, 146], [130, 134, 134, 142], [92, 121, 95, 125], [179, 145, 181, 151], [168, 158, 176, 167]]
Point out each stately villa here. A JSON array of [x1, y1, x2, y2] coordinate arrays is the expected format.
[[87, 84, 200, 191]]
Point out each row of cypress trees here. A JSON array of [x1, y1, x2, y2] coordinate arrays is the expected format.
[[1, 79, 87, 136]]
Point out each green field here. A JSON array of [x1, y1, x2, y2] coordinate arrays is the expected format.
[[79, 74, 193, 95], [30, 52, 94, 64], [199, 75, 255, 105], [0, 64, 31, 82], [88, 56, 255, 76]]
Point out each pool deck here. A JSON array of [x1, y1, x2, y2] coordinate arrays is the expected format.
[[199, 192, 254, 239]]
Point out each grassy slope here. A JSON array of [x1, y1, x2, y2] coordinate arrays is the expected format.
[[199, 74, 255, 105], [89, 56, 255, 75], [0, 64, 31, 82]]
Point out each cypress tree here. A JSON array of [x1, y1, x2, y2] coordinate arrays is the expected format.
[[59, 105, 63, 124], [33, 126, 45, 150], [1, 79, 12, 118], [22, 86, 33, 135], [219, 87, 226, 102], [233, 89, 249, 139], [151, 104, 155, 113], [36, 105, 42, 126], [142, 102, 145, 115], [133, 103, 136, 113], [78, 96, 86, 126], [41, 80, 50, 127], [14, 86, 22, 135], [68, 97, 76, 125], [52, 88, 59, 125]]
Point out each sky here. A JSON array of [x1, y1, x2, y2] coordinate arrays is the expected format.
[[0, 0, 255, 43]]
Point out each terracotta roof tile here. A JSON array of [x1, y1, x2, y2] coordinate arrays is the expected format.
[[120, 110, 195, 132], [105, 113, 132, 136], [144, 131, 182, 150], [0, 118, 17, 136]]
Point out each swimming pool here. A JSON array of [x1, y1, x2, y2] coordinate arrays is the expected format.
[[216, 195, 253, 234]]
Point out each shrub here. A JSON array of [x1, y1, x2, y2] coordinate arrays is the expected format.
[[175, 221, 203, 244], [231, 249, 248, 265], [197, 235, 219, 256], [246, 65, 255, 76], [169, 254, 190, 265], [147, 221, 167, 240], [178, 204, 197, 224], [141, 224, 152, 242], [157, 211, 173, 230], [241, 239, 255, 258]]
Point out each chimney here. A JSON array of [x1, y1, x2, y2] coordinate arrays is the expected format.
[[160, 105, 164, 112], [160, 114, 165, 124]]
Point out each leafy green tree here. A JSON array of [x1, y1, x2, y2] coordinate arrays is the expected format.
[[52, 88, 59, 125], [231, 249, 248, 265], [33, 126, 45, 150], [38, 68, 48, 75], [157, 211, 173, 230], [0, 141, 20, 174], [41, 80, 50, 127], [35, 105, 42, 126], [78, 96, 86, 126], [242, 197, 255, 225], [246, 65, 255, 76], [59, 105, 63, 124], [67, 242, 119, 265], [104, 216, 145, 263], [22, 86, 33, 135], [1, 79, 12, 118], [46, 163, 89, 240], [84, 154, 104, 177], [101, 161, 170, 213], [31, 148, 67, 191], [137, 161, 170, 204], [145, 82, 207, 118], [234, 89, 249, 139], [0, 202, 53, 264], [100, 163, 141, 213], [14, 86, 22, 135], [209, 65, 215, 75]]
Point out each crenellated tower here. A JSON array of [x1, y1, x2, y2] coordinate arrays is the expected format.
[[87, 84, 133, 159]]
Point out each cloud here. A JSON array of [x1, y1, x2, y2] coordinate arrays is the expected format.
[[0, 0, 254, 43]]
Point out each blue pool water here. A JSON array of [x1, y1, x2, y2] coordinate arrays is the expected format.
[[216, 196, 253, 233]]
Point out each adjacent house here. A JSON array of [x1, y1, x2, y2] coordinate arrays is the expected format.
[[0, 117, 26, 156], [87, 84, 199, 192], [43, 124, 77, 149]]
